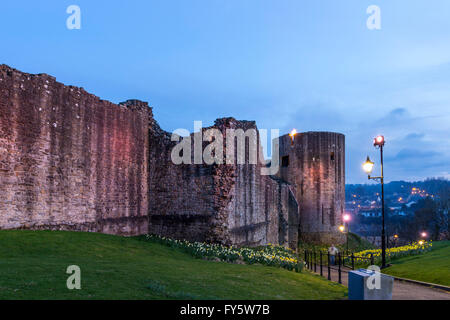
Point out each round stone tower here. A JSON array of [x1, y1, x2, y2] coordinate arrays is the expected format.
[[276, 131, 345, 244]]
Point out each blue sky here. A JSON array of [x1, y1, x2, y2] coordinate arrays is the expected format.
[[1, 0, 449, 183]]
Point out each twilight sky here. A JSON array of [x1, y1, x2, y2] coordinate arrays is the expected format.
[[1, 0, 449, 183]]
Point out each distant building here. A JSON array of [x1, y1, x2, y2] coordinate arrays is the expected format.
[[359, 210, 381, 218]]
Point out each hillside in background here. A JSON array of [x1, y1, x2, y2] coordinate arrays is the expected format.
[[345, 178, 449, 242], [346, 178, 450, 202]]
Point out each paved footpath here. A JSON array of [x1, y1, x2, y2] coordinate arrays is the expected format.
[[310, 266, 450, 300]]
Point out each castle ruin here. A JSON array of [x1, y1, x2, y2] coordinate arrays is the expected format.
[[0, 65, 345, 248]]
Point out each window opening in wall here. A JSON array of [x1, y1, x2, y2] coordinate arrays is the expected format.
[[281, 155, 289, 167]]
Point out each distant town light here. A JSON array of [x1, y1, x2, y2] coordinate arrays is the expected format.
[[343, 214, 351, 222], [362, 156, 374, 174], [339, 225, 345, 232]]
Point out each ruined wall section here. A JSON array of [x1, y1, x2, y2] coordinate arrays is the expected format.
[[148, 117, 222, 242], [0, 65, 149, 235], [217, 118, 274, 247], [148, 117, 298, 248]]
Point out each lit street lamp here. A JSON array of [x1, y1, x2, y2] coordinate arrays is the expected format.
[[363, 135, 387, 269], [289, 129, 297, 145], [393, 234, 399, 247], [343, 214, 351, 253], [421, 232, 427, 238], [362, 156, 374, 174]]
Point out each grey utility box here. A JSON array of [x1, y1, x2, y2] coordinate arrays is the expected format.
[[348, 269, 394, 300]]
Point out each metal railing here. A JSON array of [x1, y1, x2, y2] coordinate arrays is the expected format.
[[303, 250, 375, 284]]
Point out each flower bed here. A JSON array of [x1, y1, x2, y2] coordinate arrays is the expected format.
[[353, 241, 433, 265], [145, 234, 304, 272]]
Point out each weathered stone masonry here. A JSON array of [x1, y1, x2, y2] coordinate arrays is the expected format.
[[0, 65, 149, 235], [148, 117, 299, 248]]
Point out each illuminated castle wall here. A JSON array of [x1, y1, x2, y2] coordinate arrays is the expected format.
[[0, 65, 345, 247]]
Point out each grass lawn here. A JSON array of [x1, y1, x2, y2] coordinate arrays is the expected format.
[[383, 241, 450, 287], [0, 230, 347, 300]]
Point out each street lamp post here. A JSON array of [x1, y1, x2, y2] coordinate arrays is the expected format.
[[363, 135, 387, 269], [339, 225, 346, 253], [343, 214, 351, 253]]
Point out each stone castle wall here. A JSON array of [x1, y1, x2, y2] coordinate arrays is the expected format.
[[0, 65, 149, 235], [0, 65, 343, 248]]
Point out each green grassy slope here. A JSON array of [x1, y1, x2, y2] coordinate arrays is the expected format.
[[0, 230, 347, 300], [383, 241, 450, 286]]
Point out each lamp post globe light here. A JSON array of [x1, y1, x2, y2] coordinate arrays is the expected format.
[[362, 135, 388, 269], [363, 156, 374, 175]]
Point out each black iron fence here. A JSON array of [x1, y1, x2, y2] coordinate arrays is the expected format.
[[303, 250, 375, 284]]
